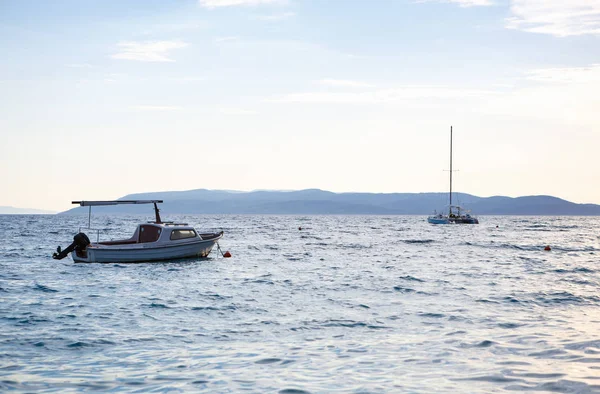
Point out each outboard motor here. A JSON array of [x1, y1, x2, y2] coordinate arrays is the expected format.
[[53, 233, 91, 260]]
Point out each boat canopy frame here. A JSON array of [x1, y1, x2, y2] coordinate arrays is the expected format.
[[72, 200, 164, 227]]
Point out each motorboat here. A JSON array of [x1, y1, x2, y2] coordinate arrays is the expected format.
[[52, 200, 224, 263], [427, 126, 479, 225]]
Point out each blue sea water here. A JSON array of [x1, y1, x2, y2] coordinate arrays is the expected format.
[[1, 214, 600, 393]]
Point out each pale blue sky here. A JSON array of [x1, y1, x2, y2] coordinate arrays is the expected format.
[[1, 0, 599, 211]]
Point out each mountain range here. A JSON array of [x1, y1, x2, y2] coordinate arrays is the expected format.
[[59, 189, 600, 216], [0, 206, 57, 215]]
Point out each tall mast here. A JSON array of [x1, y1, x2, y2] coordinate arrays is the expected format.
[[449, 126, 453, 214]]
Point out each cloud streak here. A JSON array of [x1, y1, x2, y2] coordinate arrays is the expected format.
[[416, 0, 493, 7], [419, 0, 600, 37], [319, 79, 375, 88], [254, 12, 295, 21], [526, 64, 600, 83], [131, 105, 185, 111], [454, 64, 600, 129], [219, 108, 257, 115], [506, 0, 600, 37], [270, 85, 495, 104], [112, 40, 188, 62], [199, 0, 285, 8]]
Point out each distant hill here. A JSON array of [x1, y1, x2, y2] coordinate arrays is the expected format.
[[0, 206, 56, 214], [58, 189, 600, 216]]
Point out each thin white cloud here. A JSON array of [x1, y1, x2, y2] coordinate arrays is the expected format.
[[112, 40, 188, 62], [270, 85, 495, 104], [214, 36, 239, 43], [319, 79, 375, 88], [66, 63, 93, 68], [479, 64, 600, 127], [255, 12, 296, 21], [526, 64, 600, 83], [199, 0, 285, 8], [171, 76, 206, 82], [131, 105, 185, 111], [506, 0, 600, 37], [419, 0, 600, 37], [138, 23, 206, 36], [219, 108, 257, 115], [416, 0, 493, 7]]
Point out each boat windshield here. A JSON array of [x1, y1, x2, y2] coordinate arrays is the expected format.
[[170, 229, 197, 240]]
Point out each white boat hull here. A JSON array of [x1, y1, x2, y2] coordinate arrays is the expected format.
[[72, 234, 223, 263]]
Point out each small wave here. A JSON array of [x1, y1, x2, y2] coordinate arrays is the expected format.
[[402, 239, 435, 244], [204, 293, 231, 300], [505, 379, 599, 392], [503, 296, 524, 304], [123, 337, 156, 343], [33, 284, 58, 293], [461, 340, 495, 348], [455, 374, 522, 383], [17, 317, 50, 325], [419, 312, 445, 318], [564, 340, 600, 351], [534, 291, 600, 305], [321, 319, 367, 328], [319, 319, 388, 329], [305, 242, 328, 247], [67, 341, 92, 348], [498, 322, 522, 329], [554, 267, 595, 274], [476, 299, 500, 304], [191, 306, 219, 311], [192, 305, 236, 312], [528, 349, 568, 358], [243, 279, 274, 285], [144, 303, 170, 309], [340, 243, 372, 249], [399, 275, 425, 282], [255, 358, 282, 364], [393, 286, 415, 293]]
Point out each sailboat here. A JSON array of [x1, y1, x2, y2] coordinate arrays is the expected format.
[[427, 126, 479, 224]]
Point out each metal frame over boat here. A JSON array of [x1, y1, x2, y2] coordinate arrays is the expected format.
[[53, 200, 224, 263]]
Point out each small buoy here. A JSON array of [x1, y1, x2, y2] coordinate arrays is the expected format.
[[223, 251, 232, 258], [544, 245, 551, 251], [496, 225, 499, 228], [298, 227, 302, 231]]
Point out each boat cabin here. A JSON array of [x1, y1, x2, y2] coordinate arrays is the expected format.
[[97, 223, 201, 246]]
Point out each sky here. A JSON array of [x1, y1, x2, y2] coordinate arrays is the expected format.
[[1, 0, 599, 211]]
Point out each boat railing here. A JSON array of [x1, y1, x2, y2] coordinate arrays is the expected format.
[[78, 227, 102, 243], [146, 221, 189, 226]]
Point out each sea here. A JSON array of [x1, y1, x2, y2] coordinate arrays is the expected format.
[[1, 214, 600, 393]]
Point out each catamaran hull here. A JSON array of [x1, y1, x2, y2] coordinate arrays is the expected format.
[[428, 217, 479, 225], [72, 236, 222, 263], [427, 217, 450, 224]]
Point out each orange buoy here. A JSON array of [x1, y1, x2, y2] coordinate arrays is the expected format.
[[544, 245, 551, 251], [223, 251, 232, 258]]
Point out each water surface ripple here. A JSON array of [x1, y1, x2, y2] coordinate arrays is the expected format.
[[1, 215, 600, 392]]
